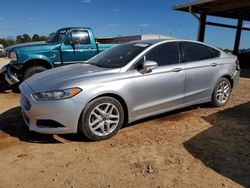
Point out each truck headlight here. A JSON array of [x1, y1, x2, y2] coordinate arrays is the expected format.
[[32, 88, 82, 101], [10, 51, 17, 61]]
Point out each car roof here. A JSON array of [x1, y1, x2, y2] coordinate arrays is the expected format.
[[125, 39, 222, 51], [129, 39, 213, 45]]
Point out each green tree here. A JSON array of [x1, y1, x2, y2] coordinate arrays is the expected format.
[[39, 35, 48, 41], [32, 34, 40, 41], [0, 38, 15, 47], [0, 39, 7, 47], [16, 35, 25, 44], [22, 34, 31, 42], [6, 39, 15, 46]]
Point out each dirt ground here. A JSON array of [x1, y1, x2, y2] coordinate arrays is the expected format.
[[0, 58, 249, 188], [0, 57, 9, 68]]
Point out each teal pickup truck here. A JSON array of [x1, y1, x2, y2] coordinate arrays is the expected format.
[[2, 27, 114, 85]]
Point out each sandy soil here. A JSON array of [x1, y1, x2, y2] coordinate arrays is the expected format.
[[0, 59, 249, 187], [0, 57, 9, 69]]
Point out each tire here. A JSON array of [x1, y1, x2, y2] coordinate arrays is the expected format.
[[79, 97, 124, 141], [211, 78, 231, 107], [23, 66, 47, 80]]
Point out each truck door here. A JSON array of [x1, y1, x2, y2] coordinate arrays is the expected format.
[[61, 30, 97, 64]]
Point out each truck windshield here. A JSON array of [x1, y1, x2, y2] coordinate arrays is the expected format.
[[47, 29, 68, 43], [88, 42, 151, 68]]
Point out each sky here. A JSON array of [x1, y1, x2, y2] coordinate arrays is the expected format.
[[0, 0, 250, 49]]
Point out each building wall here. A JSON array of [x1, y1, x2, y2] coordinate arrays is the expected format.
[[97, 34, 173, 44], [141, 34, 173, 40]]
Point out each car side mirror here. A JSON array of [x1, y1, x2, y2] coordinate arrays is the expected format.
[[140, 60, 158, 74]]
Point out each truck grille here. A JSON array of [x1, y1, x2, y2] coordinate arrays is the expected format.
[[22, 95, 31, 111]]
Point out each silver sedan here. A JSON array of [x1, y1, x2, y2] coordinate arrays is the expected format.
[[19, 39, 240, 141]]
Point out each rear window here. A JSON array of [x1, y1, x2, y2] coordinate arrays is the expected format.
[[206, 46, 221, 58], [182, 42, 211, 62]]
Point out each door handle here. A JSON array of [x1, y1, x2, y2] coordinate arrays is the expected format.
[[172, 68, 182, 72], [211, 63, 218, 67]]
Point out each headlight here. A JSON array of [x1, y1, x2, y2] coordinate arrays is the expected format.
[[32, 88, 82, 101], [10, 51, 17, 61]]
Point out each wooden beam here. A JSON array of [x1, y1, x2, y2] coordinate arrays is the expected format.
[[197, 14, 207, 42], [233, 19, 243, 55], [206, 21, 250, 31]]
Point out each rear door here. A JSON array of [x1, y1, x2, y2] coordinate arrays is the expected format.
[[133, 42, 185, 118], [61, 30, 97, 64], [180, 42, 221, 104]]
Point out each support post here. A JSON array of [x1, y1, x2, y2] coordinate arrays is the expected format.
[[197, 14, 207, 42], [233, 19, 243, 55]]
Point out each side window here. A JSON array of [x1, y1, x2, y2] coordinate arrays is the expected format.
[[206, 46, 220, 58], [182, 42, 211, 62], [146, 42, 180, 66], [71, 30, 91, 44]]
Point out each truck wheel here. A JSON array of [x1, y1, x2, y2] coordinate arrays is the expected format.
[[24, 66, 47, 80], [211, 78, 231, 107], [79, 97, 124, 141]]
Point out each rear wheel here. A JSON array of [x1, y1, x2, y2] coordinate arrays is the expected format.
[[24, 66, 47, 80], [79, 97, 124, 141], [211, 78, 231, 107]]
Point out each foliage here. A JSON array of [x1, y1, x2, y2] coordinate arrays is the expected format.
[[0, 38, 15, 47], [0, 34, 49, 47], [223, 49, 232, 53]]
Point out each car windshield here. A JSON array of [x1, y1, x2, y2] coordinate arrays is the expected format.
[[47, 29, 68, 43], [88, 42, 151, 68]]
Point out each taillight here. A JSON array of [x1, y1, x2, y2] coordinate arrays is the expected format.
[[235, 59, 240, 65], [235, 59, 240, 70]]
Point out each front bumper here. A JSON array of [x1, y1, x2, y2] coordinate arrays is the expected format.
[[232, 69, 240, 88], [19, 81, 85, 134], [4, 65, 20, 85]]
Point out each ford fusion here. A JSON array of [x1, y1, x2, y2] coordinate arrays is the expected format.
[[19, 40, 240, 141]]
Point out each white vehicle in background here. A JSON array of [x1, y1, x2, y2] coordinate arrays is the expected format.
[[0, 44, 6, 57]]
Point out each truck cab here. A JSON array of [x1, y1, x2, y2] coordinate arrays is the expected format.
[[3, 27, 113, 85]]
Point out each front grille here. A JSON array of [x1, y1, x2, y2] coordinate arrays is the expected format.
[[22, 95, 31, 111]]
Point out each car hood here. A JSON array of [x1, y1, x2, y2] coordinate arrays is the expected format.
[[5, 41, 59, 52], [24, 63, 120, 92]]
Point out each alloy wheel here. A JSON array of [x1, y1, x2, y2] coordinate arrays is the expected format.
[[88, 102, 120, 136], [216, 81, 230, 104]]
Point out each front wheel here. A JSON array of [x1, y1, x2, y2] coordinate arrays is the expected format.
[[211, 78, 231, 107], [79, 97, 124, 141], [24, 66, 47, 80]]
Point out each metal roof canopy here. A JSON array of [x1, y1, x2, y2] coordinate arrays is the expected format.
[[173, 0, 250, 54]]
